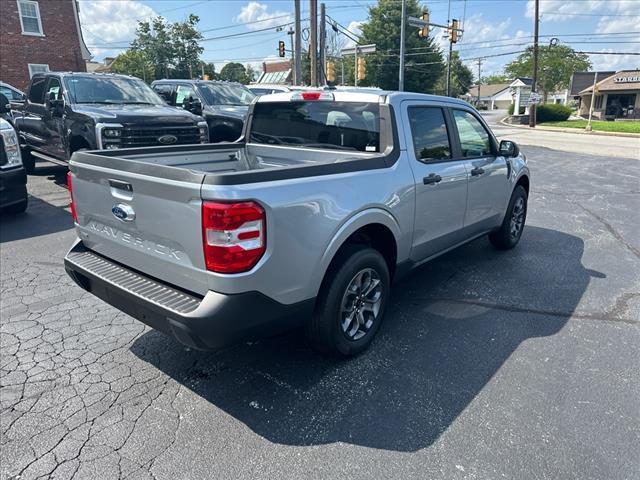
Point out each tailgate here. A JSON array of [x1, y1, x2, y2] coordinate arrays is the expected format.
[[69, 152, 209, 295]]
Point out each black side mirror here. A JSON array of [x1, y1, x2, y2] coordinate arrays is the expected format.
[[499, 140, 520, 158], [48, 98, 65, 117], [183, 96, 202, 115], [0, 94, 9, 114]]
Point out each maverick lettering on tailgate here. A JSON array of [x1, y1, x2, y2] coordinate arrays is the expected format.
[[89, 222, 183, 260]]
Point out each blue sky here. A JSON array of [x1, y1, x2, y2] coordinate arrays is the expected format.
[[78, 0, 640, 78]]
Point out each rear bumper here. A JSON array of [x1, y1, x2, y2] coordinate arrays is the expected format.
[[64, 241, 314, 350], [0, 166, 27, 208]]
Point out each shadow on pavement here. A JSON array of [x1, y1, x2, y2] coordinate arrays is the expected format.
[[131, 226, 595, 452], [0, 166, 72, 243]]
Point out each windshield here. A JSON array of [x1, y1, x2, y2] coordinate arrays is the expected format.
[[198, 83, 255, 106], [64, 76, 164, 105], [249, 101, 380, 152]]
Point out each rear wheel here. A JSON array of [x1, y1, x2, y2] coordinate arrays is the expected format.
[[306, 247, 390, 357], [489, 185, 528, 249]]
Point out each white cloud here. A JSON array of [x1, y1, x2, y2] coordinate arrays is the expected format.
[[342, 21, 363, 49], [78, 0, 157, 60], [236, 2, 291, 30], [525, 0, 605, 22]]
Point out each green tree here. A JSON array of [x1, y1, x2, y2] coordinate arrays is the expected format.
[[109, 49, 155, 83], [219, 62, 250, 83], [131, 15, 204, 80], [482, 73, 510, 84], [171, 14, 204, 78], [504, 45, 591, 100], [358, 0, 444, 93], [435, 52, 474, 97], [245, 64, 258, 83]]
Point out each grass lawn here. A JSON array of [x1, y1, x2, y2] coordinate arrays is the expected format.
[[539, 119, 640, 134]]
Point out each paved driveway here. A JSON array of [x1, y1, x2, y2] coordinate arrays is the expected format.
[[1, 134, 639, 479]]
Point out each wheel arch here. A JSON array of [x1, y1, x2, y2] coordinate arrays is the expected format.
[[515, 174, 530, 195]]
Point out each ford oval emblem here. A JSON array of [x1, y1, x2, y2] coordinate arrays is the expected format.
[[112, 203, 135, 222], [158, 134, 178, 145]]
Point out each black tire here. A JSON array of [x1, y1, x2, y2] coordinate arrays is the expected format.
[[489, 185, 528, 250], [306, 246, 390, 357], [3, 197, 28, 214], [21, 148, 35, 174]]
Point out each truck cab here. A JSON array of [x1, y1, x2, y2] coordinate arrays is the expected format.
[[13, 73, 209, 173], [151, 79, 255, 143]]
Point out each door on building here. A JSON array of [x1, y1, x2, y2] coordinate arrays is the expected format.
[[605, 94, 637, 119]]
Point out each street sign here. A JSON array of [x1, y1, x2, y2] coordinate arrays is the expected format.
[[529, 92, 542, 104], [341, 44, 376, 56]]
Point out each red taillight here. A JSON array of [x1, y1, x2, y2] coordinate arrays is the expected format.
[[67, 171, 78, 223], [202, 201, 266, 273], [301, 92, 322, 100]]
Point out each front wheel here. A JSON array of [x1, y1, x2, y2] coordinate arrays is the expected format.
[[489, 185, 528, 249], [306, 247, 390, 357]]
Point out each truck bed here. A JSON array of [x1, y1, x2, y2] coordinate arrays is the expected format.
[[72, 142, 393, 186]]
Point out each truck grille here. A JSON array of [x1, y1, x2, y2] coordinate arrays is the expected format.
[[119, 125, 202, 148]]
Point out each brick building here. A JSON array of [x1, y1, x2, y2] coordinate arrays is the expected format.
[[0, 0, 91, 91]]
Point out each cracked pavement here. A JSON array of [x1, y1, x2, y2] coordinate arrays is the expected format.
[[1, 127, 639, 479]]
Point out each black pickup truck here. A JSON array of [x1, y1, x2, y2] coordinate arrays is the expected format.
[[13, 73, 209, 173]]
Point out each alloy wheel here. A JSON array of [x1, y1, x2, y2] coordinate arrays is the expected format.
[[339, 268, 383, 341]]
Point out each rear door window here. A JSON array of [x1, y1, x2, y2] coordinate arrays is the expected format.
[[175, 85, 197, 107], [250, 101, 380, 152], [407, 107, 451, 162]]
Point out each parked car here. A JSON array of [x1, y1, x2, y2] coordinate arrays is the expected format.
[[0, 118, 28, 214], [64, 90, 530, 357], [13, 72, 209, 174], [247, 84, 294, 96], [0, 81, 26, 103], [151, 79, 254, 143]]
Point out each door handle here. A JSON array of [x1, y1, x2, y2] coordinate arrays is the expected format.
[[423, 173, 442, 185], [470, 167, 485, 176]]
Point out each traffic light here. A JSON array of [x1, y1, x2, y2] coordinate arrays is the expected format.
[[278, 40, 286, 57], [357, 57, 366, 81], [418, 11, 429, 38], [326, 61, 335, 82], [450, 19, 459, 43]]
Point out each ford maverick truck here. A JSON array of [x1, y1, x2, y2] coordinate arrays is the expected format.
[[64, 90, 530, 356], [13, 72, 209, 173]]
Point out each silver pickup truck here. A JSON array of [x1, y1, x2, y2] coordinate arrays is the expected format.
[[64, 90, 530, 356]]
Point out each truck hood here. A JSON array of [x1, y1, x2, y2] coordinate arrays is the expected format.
[[73, 104, 203, 125], [204, 104, 248, 120]]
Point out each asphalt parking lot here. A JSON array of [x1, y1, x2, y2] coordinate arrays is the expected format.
[[1, 128, 639, 479]]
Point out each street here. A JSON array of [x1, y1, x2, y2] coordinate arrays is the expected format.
[[1, 127, 639, 479]]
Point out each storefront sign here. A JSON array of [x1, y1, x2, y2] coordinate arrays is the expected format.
[[614, 76, 640, 83]]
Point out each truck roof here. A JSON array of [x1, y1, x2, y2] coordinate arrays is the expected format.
[[255, 89, 471, 107], [32, 71, 141, 80]]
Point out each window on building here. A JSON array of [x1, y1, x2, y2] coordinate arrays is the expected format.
[[407, 107, 451, 162], [28, 64, 49, 78], [452, 109, 493, 157], [594, 95, 603, 109], [18, 0, 44, 36]]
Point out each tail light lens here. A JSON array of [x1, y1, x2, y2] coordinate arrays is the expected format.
[[202, 201, 266, 273], [67, 171, 78, 223]]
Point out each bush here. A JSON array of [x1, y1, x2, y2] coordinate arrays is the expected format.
[[536, 103, 572, 122], [508, 103, 526, 115]]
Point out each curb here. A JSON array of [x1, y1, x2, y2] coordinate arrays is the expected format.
[[499, 118, 640, 138]]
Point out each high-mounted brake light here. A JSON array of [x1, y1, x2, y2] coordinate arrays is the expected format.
[[67, 171, 78, 223], [202, 201, 266, 273], [291, 91, 334, 101]]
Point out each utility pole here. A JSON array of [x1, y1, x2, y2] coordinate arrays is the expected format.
[[446, 40, 453, 96], [354, 47, 358, 87], [310, 0, 318, 87], [319, 3, 326, 85], [529, 0, 539, 127], [294, 0, 301, 85], [287, 27, 295, 82], [476, 57, 483, 105], [586, 72, 598, 131], [399, 0, 406, 91]]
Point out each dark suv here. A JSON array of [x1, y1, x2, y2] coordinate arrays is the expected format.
[[151, 80, 255, 143], [13, 73, 209, 173]]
